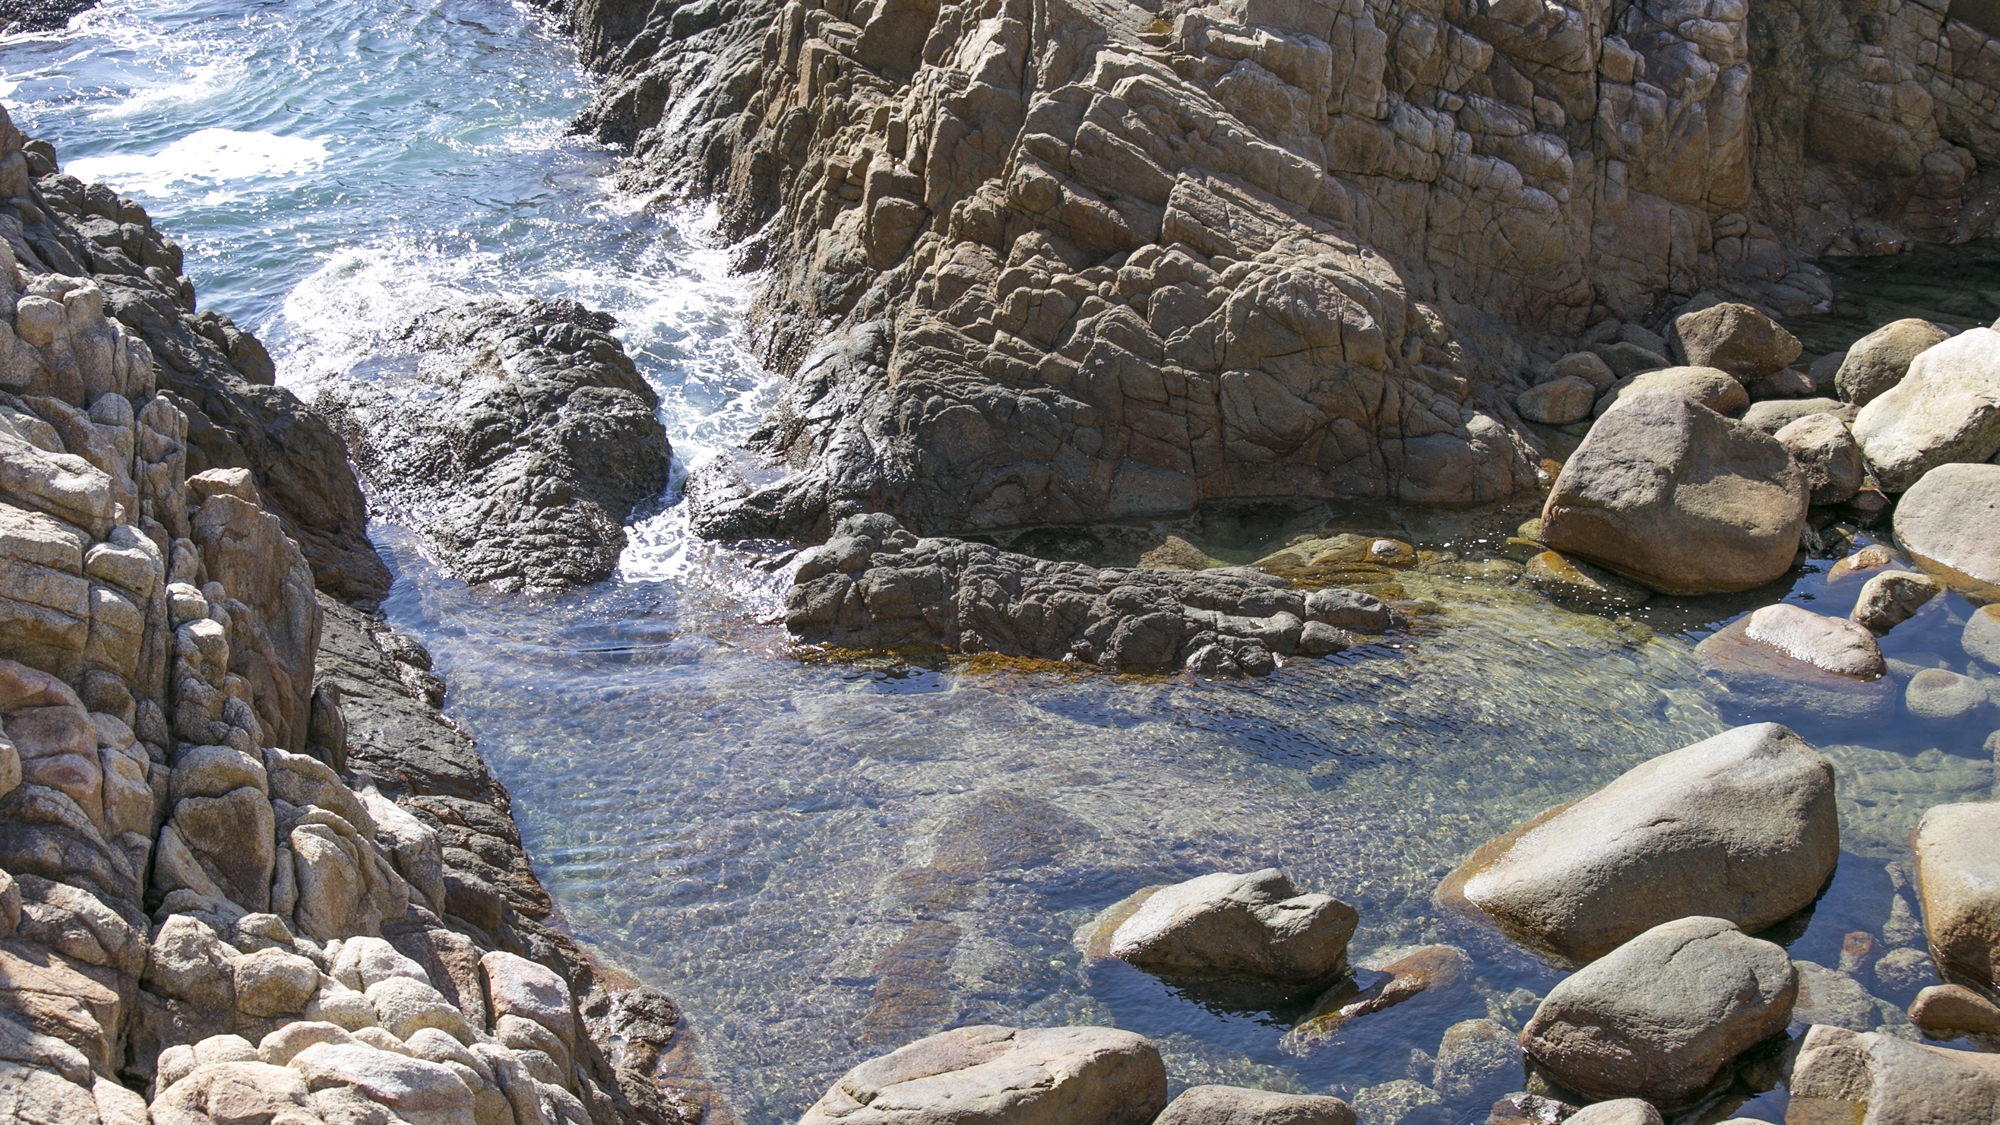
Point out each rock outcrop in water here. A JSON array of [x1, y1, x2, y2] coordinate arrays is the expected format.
[[785, 512, 1393, 674], [567, 0, 2000, 542], [0, 106, 710, 1125], [315, 299, 673, 591]]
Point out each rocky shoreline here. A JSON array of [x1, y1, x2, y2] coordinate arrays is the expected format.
[[0, 110, 723, 1125]]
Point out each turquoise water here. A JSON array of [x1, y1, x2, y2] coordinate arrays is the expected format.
[[6, 4, 1998, 1122]]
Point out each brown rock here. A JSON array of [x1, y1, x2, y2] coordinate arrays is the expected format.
[[1790, 1024, 2000, 1124], [1909, 983, 2000, 1035], [1520, 917, 1796, 1104], [1592, 366, 1749, 419], [1836, 319, 1951, 406], [1517, 378, 1595, 425], [1914, 801, 2000, 995], [1894, 463, 2000, 600], [1155, 1085, 1355, 1125], [1444, 723, 1837, 961], [1850, 571, 1941, 634], [1543, 391, 1806, 595], [1774, 412, 1863, 505], [1672, 303, 1803, 379]]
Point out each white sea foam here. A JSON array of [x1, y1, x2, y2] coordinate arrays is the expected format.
[[66, 128, 327, 198]]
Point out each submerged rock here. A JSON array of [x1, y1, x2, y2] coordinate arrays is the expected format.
[[1894, 463, 2000, 598], [1836, 319, 1951, 407], [786, 514, 1389, 675], [317, 298, 671, 590], [1914, 801, 2000, 995], [1519, 917, 1796, 1105], [1853, 328, 2000, 492], [1541, 391, 1806, 595], [1102, 869, 1357, 987], [1790, 1024, 2000, 1124], [796, 1025, 1166, 1125], [1442, 723, 1837, 961], [1905, 668, 1990, 722], [1155, 1086, 1355, 1125], [1967, 605, 2000, 668], [1524, 551, 1650, 611], [1282, 945, 1471, 1052]]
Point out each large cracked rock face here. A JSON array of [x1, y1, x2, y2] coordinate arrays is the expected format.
[[315, 299, 672, 591], [571, 0, 2000, 541]]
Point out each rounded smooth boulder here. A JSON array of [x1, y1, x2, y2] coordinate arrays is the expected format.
[[1913, 801, 2000, 995], [1671, 302, 1803, 379], [1107, 869, 1358, 986], [1443, 723, 1837, 961], [796, 1025, 1167, 1125], [1520, 917, 1797, 1104], [1836, 319, 1950, 406], [1852, 328, 2000, 492], [1894, 463, 2000, 599], [1154, 1085, 1355, 1125], [1542, 390, 1806, 595]]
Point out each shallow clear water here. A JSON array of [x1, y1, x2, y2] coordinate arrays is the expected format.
[[6, 4, 1999, 1122]]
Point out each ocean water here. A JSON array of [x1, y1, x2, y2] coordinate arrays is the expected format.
[[5, 3, 1998, 1123]]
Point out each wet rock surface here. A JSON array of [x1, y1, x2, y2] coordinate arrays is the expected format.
[[1540, 390, 1806, 595], [785, 514, 1392, 675], [1519, 916, 1797, 1105], [1443, 723, 1838, 961], [315, 298, 671, 591]]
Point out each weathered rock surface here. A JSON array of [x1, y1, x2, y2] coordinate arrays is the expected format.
[[1516, 378, 1595, 426], [1561, 1100, 1660, 1125], [0, 108, 709, 1125], [1853, 327, 2000, 492], [786, 513, 1390, 675], [1443, 723, 1837, 961], [316, 298, 671, 590], [1523, 551, 1648, 611], [1894, 462, 2000, 598], [1541, 390, 1806, 595], [1519, 917, 1796, 1104], [1103, 869, 1357, 986], [1590, 366, 1748, 419], [1740, 397, 1853, 435], [1155, 1086, 1355, 1125], [1281, 944, 1471, 1052], [1669, 303, 1800, 380], [1968, 604, 2000, 668], [1773, 412, 1862, 506], [1910, 983, 2000, 1035], [8, 122, 387, 604], [569, 0, 2000, 547], [1914, 800, 2000, 995], [1790, 1024, 2000, 1125], [1906, 667, 1990, 722], [1696, 612, 1898, 721], [1836, 319, 1951, 407], [1850, 571, 1939, 635], [796, 1025, 1167, 1125]]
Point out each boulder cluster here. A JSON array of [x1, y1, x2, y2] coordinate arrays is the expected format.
[[0, 112, 706, 1125], [789, 718, 2000, 1124]]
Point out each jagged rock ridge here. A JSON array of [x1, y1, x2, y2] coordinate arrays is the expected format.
[[563, 0, 2000, 541]]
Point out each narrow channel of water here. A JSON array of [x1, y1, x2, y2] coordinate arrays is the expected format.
[[5, 4, 1997, 1122]]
